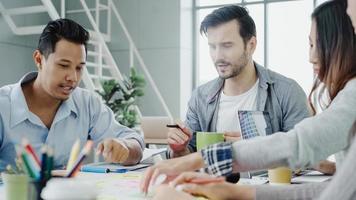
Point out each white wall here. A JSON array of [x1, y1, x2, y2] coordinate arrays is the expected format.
[[180, 0, 193, 119], [0, 3, 39, 85]]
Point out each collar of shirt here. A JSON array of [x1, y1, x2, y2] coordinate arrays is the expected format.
[[207, 62, 274, 104], [9, 72, 78, 129]]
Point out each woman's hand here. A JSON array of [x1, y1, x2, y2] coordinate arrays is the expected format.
[[140, 152, 205, 194], [170, 172, 256, 200]]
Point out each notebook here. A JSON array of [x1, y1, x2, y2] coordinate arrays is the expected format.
[[238, 110, 269, 178], [81, 148, 167, 173], [238, 110, 268, 139]]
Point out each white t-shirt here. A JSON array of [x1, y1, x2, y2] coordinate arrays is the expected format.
[[216, 79, 259, 133]]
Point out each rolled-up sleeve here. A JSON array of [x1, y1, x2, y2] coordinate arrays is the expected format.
[[87, 95, 144, 150], [201, 142, 233, 176]]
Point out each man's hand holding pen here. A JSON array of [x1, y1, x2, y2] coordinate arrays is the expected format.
[[166, 122, 192, 153]]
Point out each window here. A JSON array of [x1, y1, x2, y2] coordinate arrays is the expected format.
[[267, 0, 313, 93], [194, 0, 317, 94]]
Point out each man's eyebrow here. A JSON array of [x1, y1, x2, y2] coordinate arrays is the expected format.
[[57, 59, 71, 63]]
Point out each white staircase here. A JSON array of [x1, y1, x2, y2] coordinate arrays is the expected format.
[[0, 0, 173, 119]]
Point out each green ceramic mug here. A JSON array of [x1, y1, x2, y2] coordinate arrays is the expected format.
[[1, 173, 29, 200], [196, 132, 224, 151]]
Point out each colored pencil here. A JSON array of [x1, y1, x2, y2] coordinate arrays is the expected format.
[[21, 152, 40, 179], [66, 140, 93, 177], [22, 138, 41, 167], [40, 146, 48, 181], [46, 147, 54, 179], [66, 139, 80, 172]]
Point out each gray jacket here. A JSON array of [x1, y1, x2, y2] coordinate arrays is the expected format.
[[186, 63, 310, 152]]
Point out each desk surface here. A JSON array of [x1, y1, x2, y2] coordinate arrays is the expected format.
[[0, 183, 3, 199], [78, 172, 150, 199], [0, 149, 167, 200], [0, 170, 331, 200], [0, 172, 149, 200], [0, 172, 208, 200]]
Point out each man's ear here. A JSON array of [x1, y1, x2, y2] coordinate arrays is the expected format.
[[247, 36, 257, 55], [33, 50, 44, 70]]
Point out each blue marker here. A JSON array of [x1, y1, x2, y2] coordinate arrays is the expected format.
[[81, 165, 128, 173], [81, 166, 109, 173]]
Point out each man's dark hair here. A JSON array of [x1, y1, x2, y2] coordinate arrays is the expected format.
[[200, 5, 256, 45], [37, 18, 90, 58]]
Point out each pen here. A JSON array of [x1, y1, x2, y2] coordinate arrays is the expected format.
[[166, 124, 181, 129], [166, 124, 187, 133], [166, 124, 191, 137]]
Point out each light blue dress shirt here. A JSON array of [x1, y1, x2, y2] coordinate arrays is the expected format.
[[0, 72, 144, 171]]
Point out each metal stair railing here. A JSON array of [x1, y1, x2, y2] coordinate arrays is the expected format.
[[0, 0, 173, 119], [77, 0, 172, 119], [109, 0, 173, 119]]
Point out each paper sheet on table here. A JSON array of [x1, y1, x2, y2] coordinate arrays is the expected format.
[[292, 171, 331, 183], [238, 177, 268, 185], [76, 172, 207, 200], [141, 148, 167, 162], [78, 172, 151, 200]]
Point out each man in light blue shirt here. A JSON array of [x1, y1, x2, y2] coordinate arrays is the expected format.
[[0, 19, 144, 171]]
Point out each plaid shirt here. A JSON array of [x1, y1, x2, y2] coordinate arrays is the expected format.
[[201, 142, 233, 176]]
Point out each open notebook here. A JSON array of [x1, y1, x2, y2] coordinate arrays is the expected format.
[[81, 148, 167, 173]]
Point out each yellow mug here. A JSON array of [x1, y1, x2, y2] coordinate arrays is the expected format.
[[268, 167, 292, 185]]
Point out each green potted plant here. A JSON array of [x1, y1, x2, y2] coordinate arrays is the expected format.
[[97, 68, 145, 128]]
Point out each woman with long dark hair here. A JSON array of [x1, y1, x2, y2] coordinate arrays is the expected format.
[[142, 0, 356, 199]]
